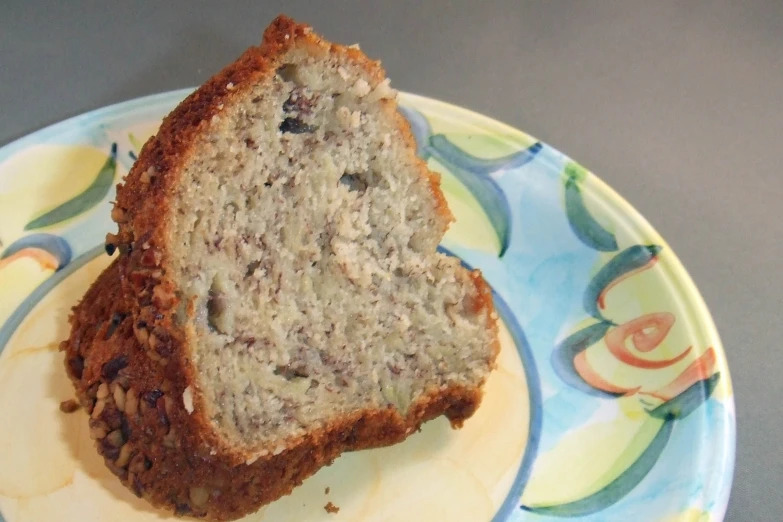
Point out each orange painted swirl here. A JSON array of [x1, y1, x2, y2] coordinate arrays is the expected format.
[[604, 313, 692, 369]]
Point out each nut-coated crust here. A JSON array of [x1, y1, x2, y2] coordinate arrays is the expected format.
[[62, 260, 487, 521]]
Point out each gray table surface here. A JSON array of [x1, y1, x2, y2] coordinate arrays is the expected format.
[[1, 1, 780, 520]]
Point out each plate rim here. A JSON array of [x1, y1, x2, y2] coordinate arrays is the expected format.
[[0, 88, 736, 521]]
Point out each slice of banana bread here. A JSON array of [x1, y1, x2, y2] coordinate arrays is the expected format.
[[64, 14, 499, 520]]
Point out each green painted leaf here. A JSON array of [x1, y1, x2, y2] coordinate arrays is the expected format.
[[648, 373, 720, 420], [128, 132, 144, 153], [564, 161, 588, 183], [24, 143, 117, 231], [522, 419, 674, 516], [564, 171, 618, 252], [551, 321, 617, 397], [583, 244, 662, 320]]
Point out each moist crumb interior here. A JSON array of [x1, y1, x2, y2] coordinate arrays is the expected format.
[[168, 47, 494, 453]]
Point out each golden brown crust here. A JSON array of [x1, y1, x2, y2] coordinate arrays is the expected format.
[[62, 260, 483, 521]]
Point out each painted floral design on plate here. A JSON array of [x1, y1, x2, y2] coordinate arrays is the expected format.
[[0, 90, 734, 522]]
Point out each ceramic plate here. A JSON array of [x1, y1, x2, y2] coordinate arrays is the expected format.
[[0, 91, 735, 522]]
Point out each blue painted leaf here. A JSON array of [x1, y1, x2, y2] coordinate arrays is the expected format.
[[445, 163, 511, 256], [429, 137, 540, 257], [648, 373, 720, 420], [24, 143, 118, 230], [1, 233, 72, 270], [521, 419, 674, 517], [429, 134, 542, 176], [564, 166, 618, 252], [399, 107, 526, 257], [583, 244, 662, 320], [398, 106, 433, 159], [551, 321, 618, 398]]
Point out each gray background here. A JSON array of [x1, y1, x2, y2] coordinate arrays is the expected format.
[[1, 1, 779, 520]]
